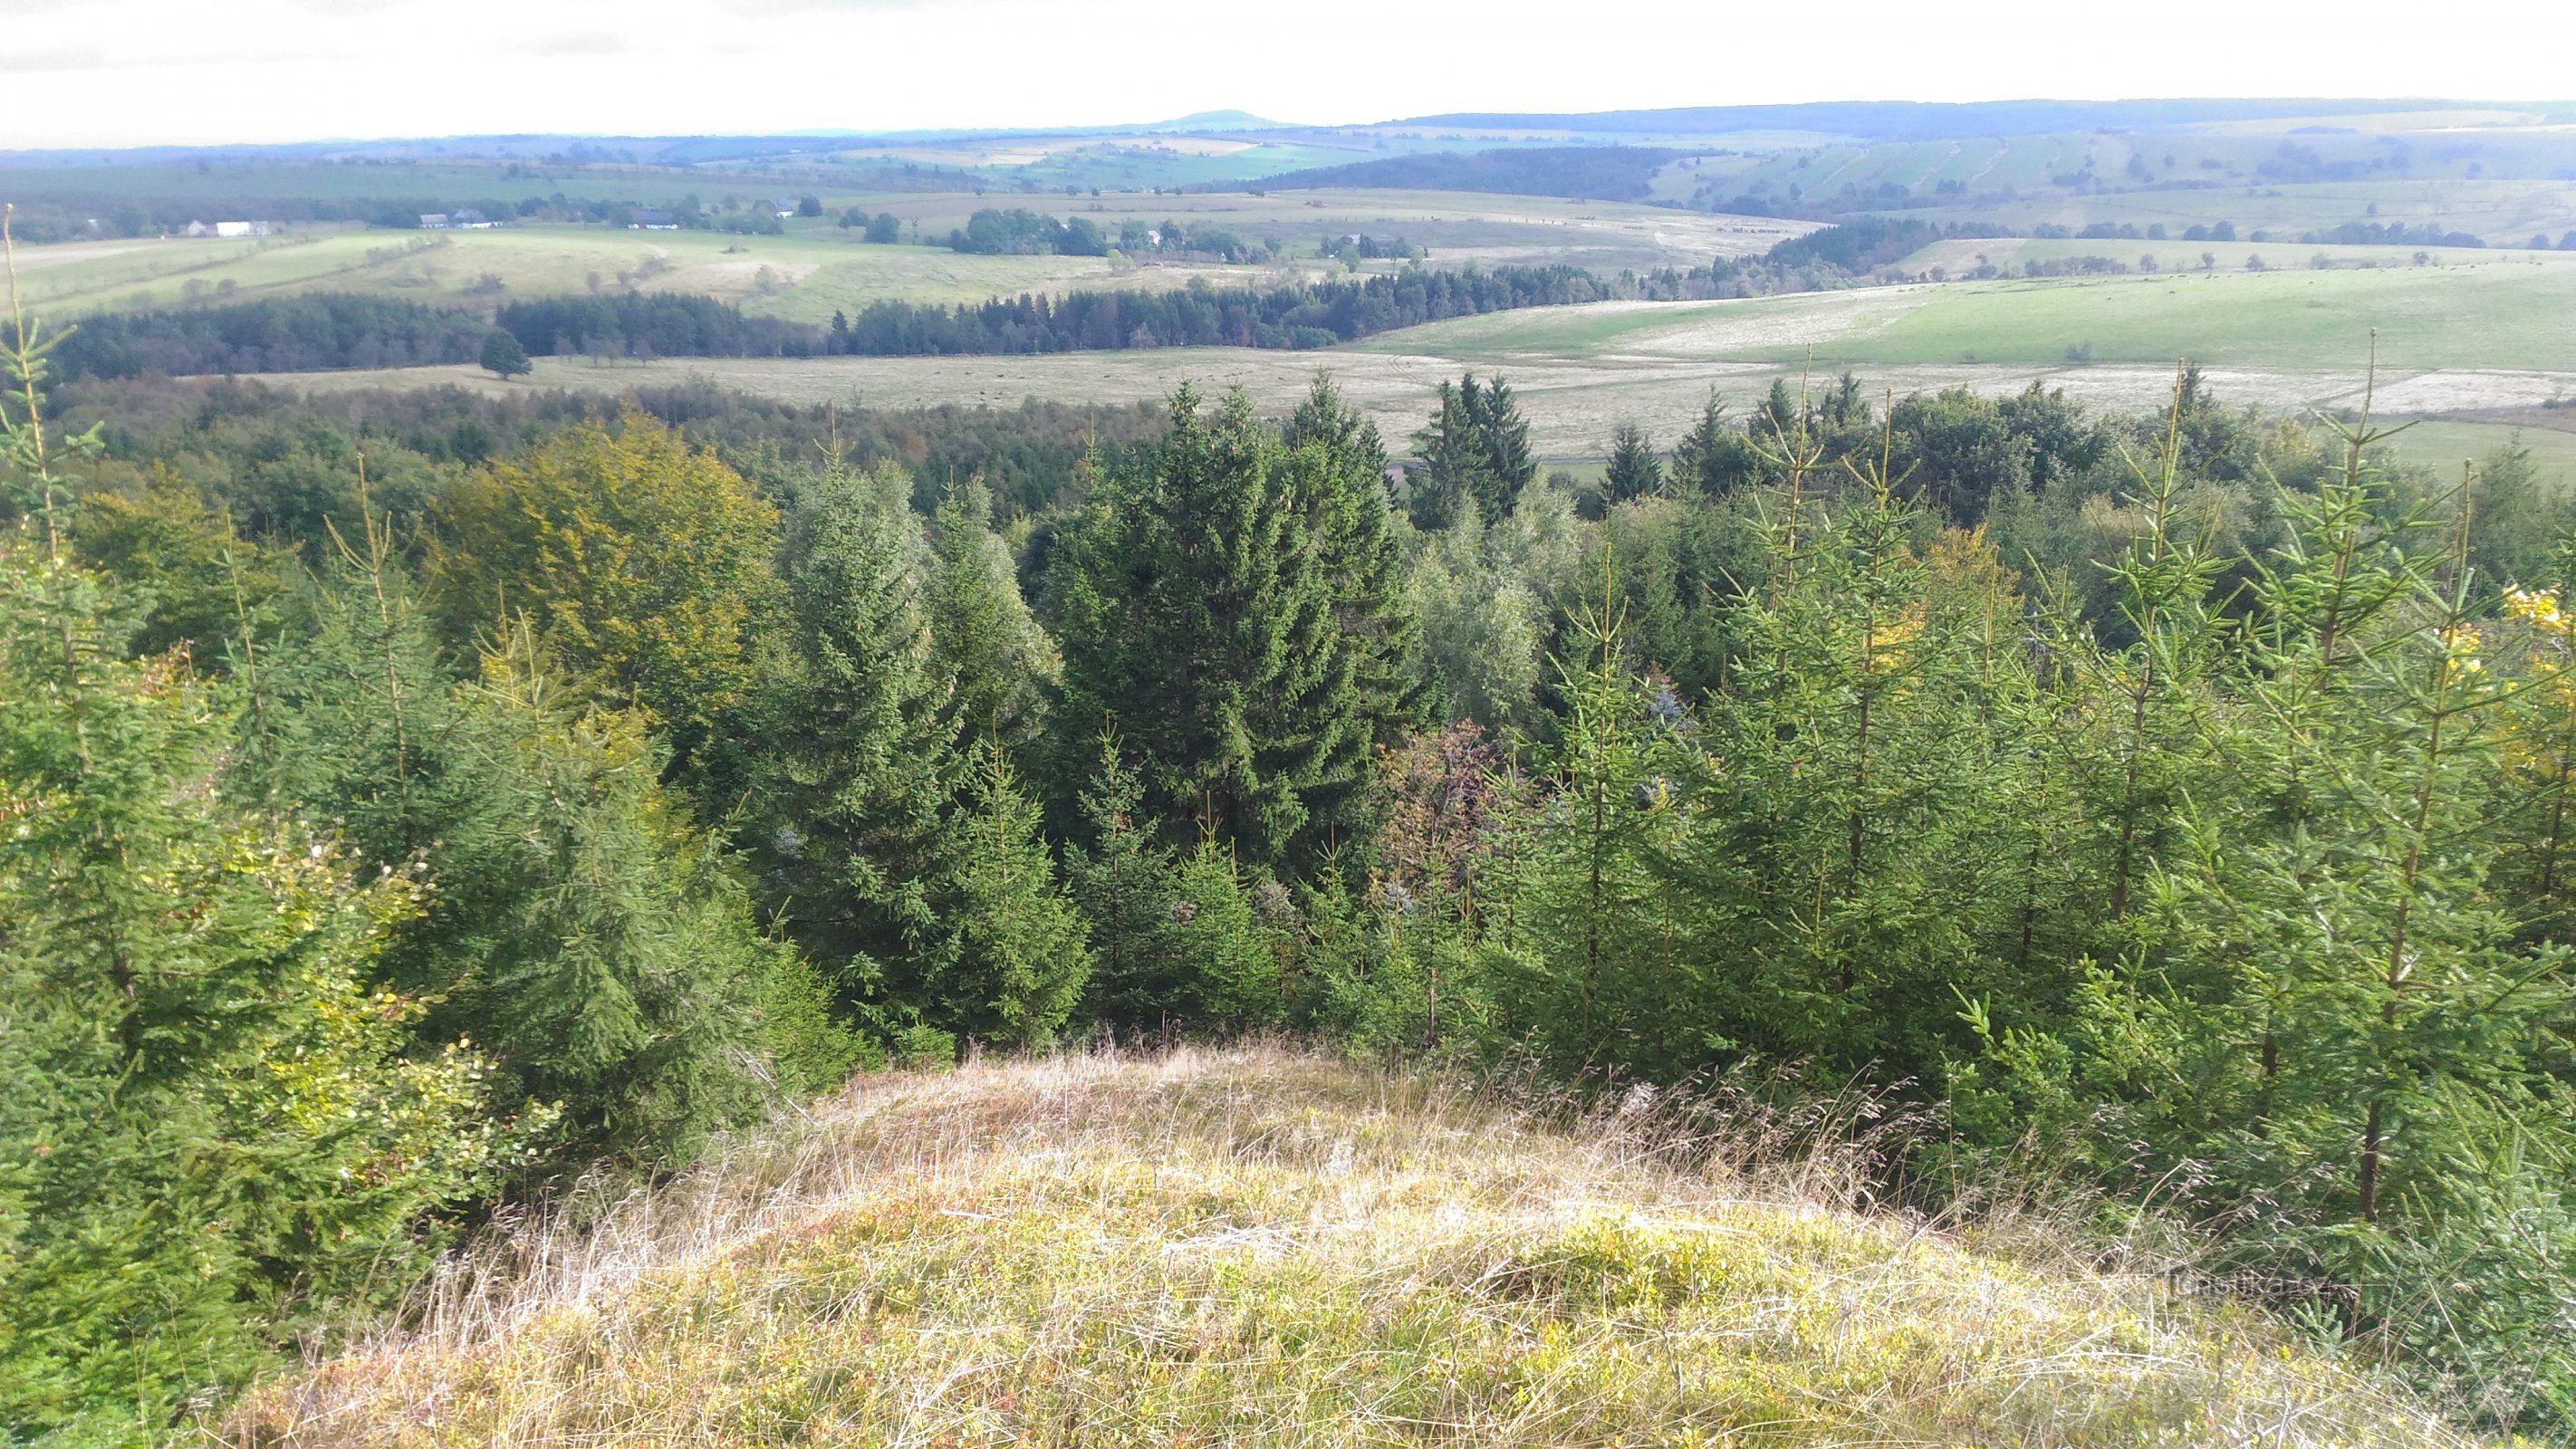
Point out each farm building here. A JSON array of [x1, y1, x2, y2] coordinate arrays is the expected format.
[[629, 208, 680, 230], [182, 219, 271, 237], [418, 213, 449, 229]]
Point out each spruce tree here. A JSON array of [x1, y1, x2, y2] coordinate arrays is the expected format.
[[0, 544, 508, 1443], [1067, 734, 1281, 1033], [1682, 445, 2040, 1073], [445, 623, 807, 1162], [754, 461, 1084, 1054], [929, 745, 1093, 1047], [1670, 391, 1761, 499], [1404, 379, 1481, 531], [1406, 373, 1538, 528], [1285, 374, 1426, 804], [1601, 421, 1665, 504], [1467, 375, 1539, 520], [1758, 378, 1802, 442], [1049, 385, 1368, 870], [1482, 589, 1697, 1074], [749, 460, 956, 1006], [232, 512, 826, 1170], [926, 476, 1059, 748]]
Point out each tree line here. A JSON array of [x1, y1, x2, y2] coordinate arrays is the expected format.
[[30, 266, 1612, 380], [41, 293, 492, 379], [494, 291, 822, 360], [825, 264, 1606, 354]]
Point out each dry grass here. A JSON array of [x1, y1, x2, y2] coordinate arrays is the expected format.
[[217, 1048, 2466, 1448], [228, 348, 2576, 463]]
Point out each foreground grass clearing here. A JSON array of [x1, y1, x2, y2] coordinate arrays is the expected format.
[[222, 1049, 2463, 1448]]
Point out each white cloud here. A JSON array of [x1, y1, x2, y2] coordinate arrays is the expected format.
[[0, 0, 2567, 149]]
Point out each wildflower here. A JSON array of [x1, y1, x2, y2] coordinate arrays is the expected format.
[[2439, 623, 2485, 687], [2503, 586, 2567, 632]]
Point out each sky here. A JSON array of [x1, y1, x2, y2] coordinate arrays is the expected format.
[[5, 0, 2571, 149]]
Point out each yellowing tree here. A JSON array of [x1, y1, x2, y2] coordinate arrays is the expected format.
[[431, 410, 783, 791]]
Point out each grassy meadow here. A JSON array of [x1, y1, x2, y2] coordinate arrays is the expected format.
[[218, 242, 2576, 460], [6, 190, 1801, 325], [234, 352, 2575, 467], [10, 227, 1272, 320], [216, 1049, 2465, 1449], [1898, 235, 2576, 276], [1887, 179, 2576, 251], [24, 147, 2565, 466], [2387, 417, 2576, 485], [1355, 253, 2576, 373]]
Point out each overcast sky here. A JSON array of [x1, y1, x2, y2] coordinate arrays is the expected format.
[[5, 0, 2569, 150]]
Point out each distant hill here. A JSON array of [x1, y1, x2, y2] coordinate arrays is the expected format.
[[1142, 110, 1285, 132], [0, 111, 1293, 170], [1248, 145, 1681, 201], [1387, 98, 2503, 140]]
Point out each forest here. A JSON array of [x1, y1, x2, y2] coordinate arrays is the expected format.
[[1249, 145, 1685, 201], [9, 224, 2576, 1444], [822, 263, 1605, 353], [29, 264, 1617, 379]]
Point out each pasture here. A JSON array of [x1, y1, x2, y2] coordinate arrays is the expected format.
[[224, 248, 2576, 461], [227, 346, 2547, 463], [2386, 417, 2576, 487], [1351, 256, 2576, 374], [9, 225, 1321, 321], [147, 196, 2574, 464], [1886, 179, 2576, 251], [5, 191, 1802, 325], [1898, 235, 2576, 276]]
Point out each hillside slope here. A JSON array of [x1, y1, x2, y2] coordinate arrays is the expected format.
[[222, 1050, 2463, 1448]]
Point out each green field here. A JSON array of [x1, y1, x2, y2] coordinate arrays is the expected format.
[[168, 193, 2576, 463], [228, 347, 2520, 465], [1899, 235, 2575, 276], [1353, 256, 2576, 374], [232, 248, 2576, 461], [10, 226, 1312, 320], [5, 190, 1804, 325], [845, 188, 1804, 271], [1886, 179, 2576, 251], [2385, 417, 2576, 486]]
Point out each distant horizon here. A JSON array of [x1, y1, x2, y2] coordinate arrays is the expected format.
[[9, 0, 2571, 150], [5, 95, 2569, 163]]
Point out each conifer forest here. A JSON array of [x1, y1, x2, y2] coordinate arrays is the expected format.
[[5, 56, 2576, 1449]]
